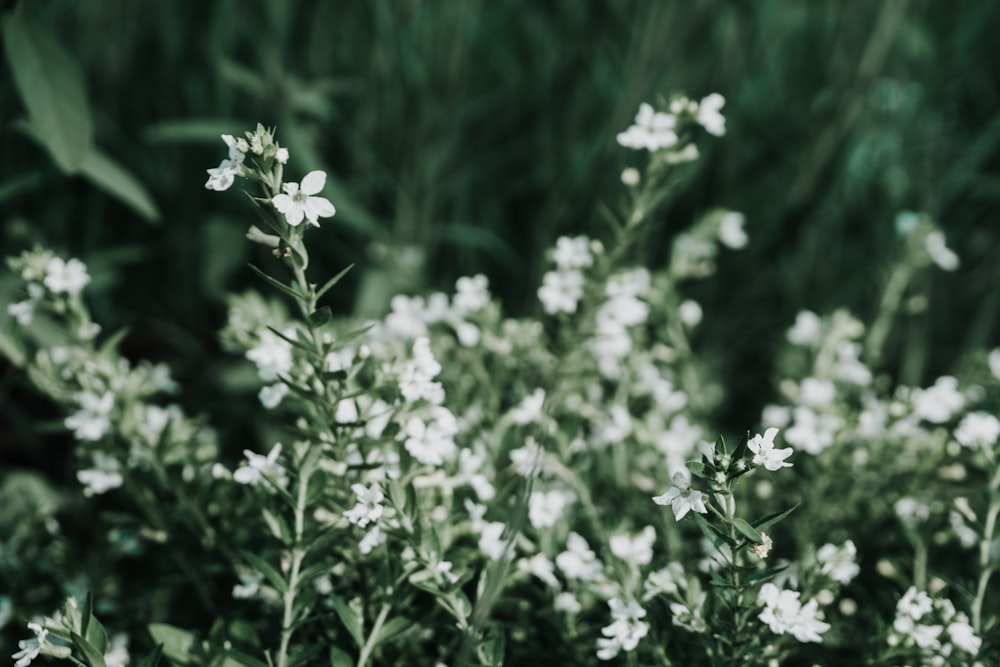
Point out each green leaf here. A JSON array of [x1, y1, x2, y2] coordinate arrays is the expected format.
[[692, 512, 735, 549], [329, 646, 354, 667], [330, 595, 364, 647], [2, 13, 93, 172], [375, 616, 414, 646], [148, 624, 196, 665], [309, 305, 333, 329], [79, 148, 161, 222], [225, 649, 271, 667], [137, 644, 164, 667], [248, 263, 302, 301], [481, 621, 505, 667], [733, 518, 762, 544], [240, 550, 288, 594], [85, 613, 110, 657], [144, 119, 246, 144], [261, 508, 292, 545], [751, 503, 800, 532], [71, 631, 108, 667], [288, 645, 324, 667], [315, 264, 355, 302]]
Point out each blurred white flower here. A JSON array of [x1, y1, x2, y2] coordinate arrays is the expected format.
[[596, 598, 649, 660], [12, 621, 48, 667], [954, 412, 1000, 451], [556, 532, 602, 581], [609, 526, 656, 566], [911, 376, 964, 424], [452, 274, 491, 314], [620, 167, 640, 187], [678, 299, 703, 327], [552, 236, 594, 270], [44, 257, 90, 295], [924, 230, 959, 271], [696, 93, 726, 136], [817, 540, 859, 584], [271, 170, 336, 227], [758, 583, 830, 643], [66, 391, 114, 441], [77, 451, 123, 497], [246, 329, 293, 382], [234, 442, 288, 488], [787, 310, 822, 347], [717, 211, 747, 248], [343, 483, 385, 528], [510, 388, 546, 424], [538, 269, 584, 314], [617, 103, 678, 151], [258, 382, 289, 409]]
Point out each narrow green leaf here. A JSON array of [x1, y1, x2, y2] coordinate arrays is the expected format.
[[148, 624, 195, 665], [733, 518, 762, 544], [225, 649, 271, 667], [329, 646, 354, 667], [79, 148, 160, 222], [85, 612, 110, 656], [2, 13, 93, 172], [751, 503, 800, 531], [266, 325, 317, 356], [248, 263, 301, 301], [309, 305, 333, 329], [144, 119, 246, 144], [71, 632, 108, 667], [692, 512, 735, 549], [98, 327, 131, 357], [240, 550, 288, 594], [375, 616, 413, 646], [330, 595, 364, 647], [315, 264, 355, 301], [288, 645, 324, 667], [137, 644, 164, 667], [81, 592, 94, 638]]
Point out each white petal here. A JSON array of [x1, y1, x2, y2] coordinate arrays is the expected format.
[[284, 205, 305, 226], [300, 170, 327, 196], [272, 193, 294, 213], [308, 196, 336, 219]]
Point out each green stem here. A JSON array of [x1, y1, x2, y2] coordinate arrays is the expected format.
[[865, 261, 912, 368], [972, 465, 1000, 632], [357, 603, 392, 667], [276, 468, 311, 667]]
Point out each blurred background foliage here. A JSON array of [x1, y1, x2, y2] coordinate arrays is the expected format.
[[2, 0, 999, 461]]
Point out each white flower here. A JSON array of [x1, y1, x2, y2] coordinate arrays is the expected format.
[[925, 230, 959, 271], [528, 489, 574, 529], [205, 134, 246, 191], [510, 388, 546, 424], [400, 409, 457, 466], [817, 540, 859, 584], [509, 437, 548, 479], [552, 236, 593, 270], [258, 382, 289, 409], [620, 167, 640, 187], [246, 329, 293, 382], [479, 521, 512, 561], [787, 310, 822, 347], [12, 621, 48, 667], [44, 257, 90, 295], [609, 525, 656, 566], [758, 583, 830, 643], [77, 451, 124, 496], [696, 93, 726, 136], [343, 483, 385, 528], [947, 618, 981, 655], [747, 427, 793, 470], [617, 103, 678, 151], [104, 633, 130, 667], [453, 274, 490, 314], [275, 147, 289, 164], [65, 391, 114, 441], [7, 299, 36, 325], [234, 443, 288, 488], [752, 532, 773, 559], [271, 171, 336, 227], [653, 468, 708, 521], [911, 376, 964, 424], [897, 587, 933, 620], [596, 598, 649, 660], [955, 412, 1000, 451], [554, 592, 582, 614], [717, 211, 747, 248], [538, 269, 584, 314], [556, 532, 602, 581], [518, 553, 560, 589], [678, 299, 703, 327]]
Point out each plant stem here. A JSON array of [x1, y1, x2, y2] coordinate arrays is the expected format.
[[357, 603, 392, 667], [972, 465, 1000, 632], [276, 467, 311, 667]]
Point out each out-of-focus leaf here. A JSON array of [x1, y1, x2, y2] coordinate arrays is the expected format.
[[79, 149, 160, 222], [145, 119, 249, 144], [148, 624, 196, 665], [2, 13, 93, 172]]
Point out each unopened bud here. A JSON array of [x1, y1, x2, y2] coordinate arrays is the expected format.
[[246, 225, 281, 248]]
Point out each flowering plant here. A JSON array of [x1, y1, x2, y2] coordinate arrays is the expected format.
[[2, 98, 996, 667]]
